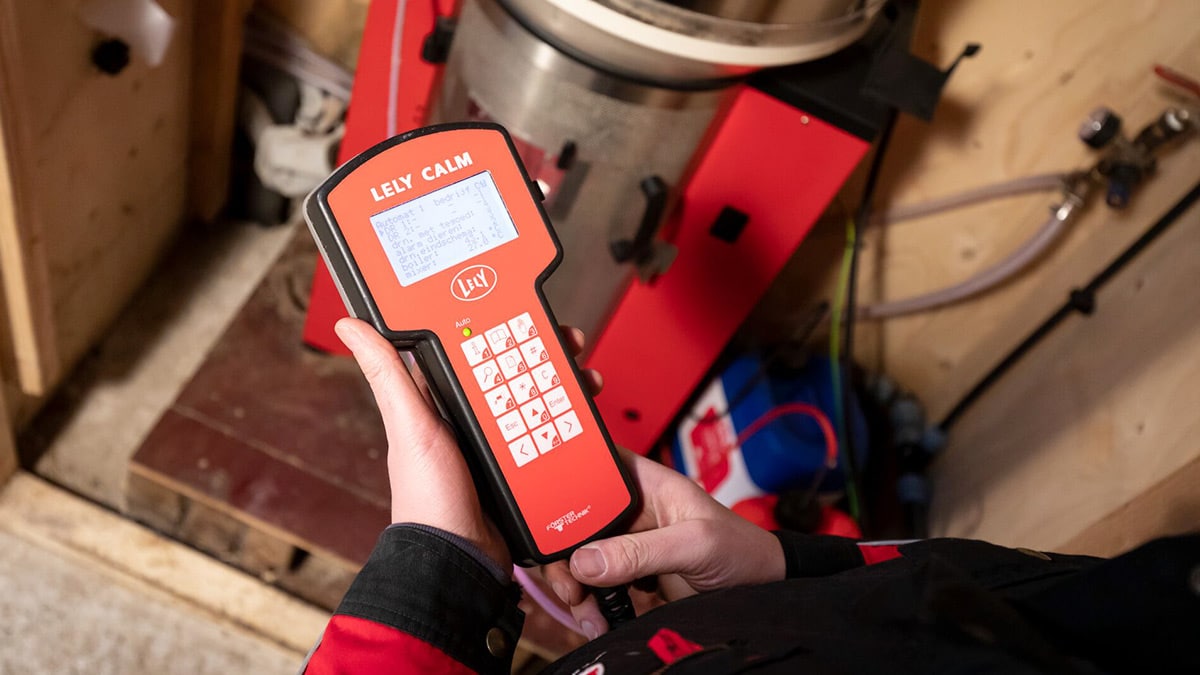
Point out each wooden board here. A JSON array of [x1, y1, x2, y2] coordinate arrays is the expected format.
[[0, 384, 14, 484], [0, 471, 326, 655], [127, 229, 584, 657], [867, 0, 1200, 422], [0, 0, 194, 412], [747, 0, 1200, 552], [860, 0, 1200, 550], [1064, 450, 1200, 558], [928, 190, 1200, 551], [128, 229, 585, 657], [0, 103, 31, 428], [189, 0, 254, 222]]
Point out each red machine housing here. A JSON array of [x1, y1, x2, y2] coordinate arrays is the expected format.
[[303, 0, 457, 355], [586, 89, 867, 452], [305, 0, 875, 454]]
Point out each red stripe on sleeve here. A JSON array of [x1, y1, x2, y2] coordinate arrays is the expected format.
[[306, 615, 475, 675], [857, 543, 903, 565], [648, 628, 704, 665]]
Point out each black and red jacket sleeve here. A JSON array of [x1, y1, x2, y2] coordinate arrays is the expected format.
[[304, 526, 524, 674], [772, 530, 907, 577]]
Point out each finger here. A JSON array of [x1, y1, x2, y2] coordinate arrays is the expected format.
[[335, 318, 439, 442], [581, 368, 603, 395], [559, 325, 586, 356], [569, 522, 712, 590], [568, 594, 608, 640], [542, 561, 588, 607]]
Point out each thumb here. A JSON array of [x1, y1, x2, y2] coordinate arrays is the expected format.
[[570, 521, 712, 588]]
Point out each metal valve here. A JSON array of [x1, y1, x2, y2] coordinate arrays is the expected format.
[[1078, 107, 1122, 149]]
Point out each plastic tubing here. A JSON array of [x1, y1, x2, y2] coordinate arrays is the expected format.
[[873, 173, 1067, 226], [860, 200, 1079, 320], [513, 566, 584, 636]]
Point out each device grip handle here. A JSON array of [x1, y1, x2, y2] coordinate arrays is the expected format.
[[610, 175, 668, 264]]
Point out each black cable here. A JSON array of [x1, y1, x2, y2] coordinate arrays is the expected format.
[[684, 301, 829, 424], [840, 110, 899, 529], [590, 585, 636, 628], [939, 179, 1200, 431]]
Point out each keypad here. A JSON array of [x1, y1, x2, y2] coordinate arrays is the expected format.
[[497, 348, 527, 379], [461, 311, 584, 467]]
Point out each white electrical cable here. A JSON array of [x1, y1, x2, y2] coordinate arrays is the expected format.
[[242, 43, 353, 101], [860, 198, 1081, 319], [387, 0, 408, 138]]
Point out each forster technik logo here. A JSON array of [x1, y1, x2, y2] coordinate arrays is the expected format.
[[451, 265, 497, 301], [546, 505, 592, 533]]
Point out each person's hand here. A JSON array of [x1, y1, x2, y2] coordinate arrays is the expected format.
[[335, 318, 600, 572], [542, 451, 786, 638]]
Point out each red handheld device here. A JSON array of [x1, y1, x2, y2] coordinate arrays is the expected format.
[[303, 122, 639, 564]]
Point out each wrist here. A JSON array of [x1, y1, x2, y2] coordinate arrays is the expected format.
[[393, 523, 511, 582], [337, 526, 525, 672]]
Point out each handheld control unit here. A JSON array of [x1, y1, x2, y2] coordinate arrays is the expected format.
[[304, 123, 638, 564]]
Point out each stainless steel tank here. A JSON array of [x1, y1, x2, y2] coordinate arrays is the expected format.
[[431, 0, 882, 338]]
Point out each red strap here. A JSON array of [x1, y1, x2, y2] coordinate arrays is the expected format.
[[647, 628, 704, 665], [306, 615, 474, 674], [857, 543, 903, 565]]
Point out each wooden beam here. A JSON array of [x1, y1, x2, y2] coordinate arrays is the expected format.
[[188, 0, 253, 223], [1063, 452, 1200, 558], [0, 0, 196, 407], [0, 382, 15, 484], [0, 0, 61, 396], [0, 471, 326, 654]]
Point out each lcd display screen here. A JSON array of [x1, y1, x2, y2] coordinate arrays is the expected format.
[[369, 171, 519, 286]]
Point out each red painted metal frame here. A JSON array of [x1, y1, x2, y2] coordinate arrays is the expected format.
[[303, 0, 458, 355], [303, 2, 869, 457], [586, 86, 869, 454]]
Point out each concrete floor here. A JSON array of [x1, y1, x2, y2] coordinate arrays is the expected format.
[[4, 218, 330, 671]]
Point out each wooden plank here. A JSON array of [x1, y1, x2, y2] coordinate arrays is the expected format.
[[189, 0, 253, 222], [126, 470, 187, 533], [0, 382, 14, 484], [127, 468, 359, 610], [745, 0, 1200, 551], [927, 190, 1200, 550], [0, 6, 60, 397], [23, 219, 297, 511], [0, 471, 327, 655], [867, 0, 1200, 424], [127, 229, 393, 565], [870, 0, 1200, 551], [1064, 452, 1200, 558], [129, 228, 587, 656], [0, 132, 18, 477], [0, 0, 194, 403], [130, 409, 389, 566]]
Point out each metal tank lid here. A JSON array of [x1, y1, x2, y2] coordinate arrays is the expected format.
[[500, 0, 886, 86]]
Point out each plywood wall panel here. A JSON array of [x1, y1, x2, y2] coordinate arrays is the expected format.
[[854, 0, 1200, 551]]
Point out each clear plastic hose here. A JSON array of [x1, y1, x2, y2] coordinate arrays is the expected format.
[[513, 565, 584, 636], [874, 173, 1067, 226], [861, 198, 1081, 319]]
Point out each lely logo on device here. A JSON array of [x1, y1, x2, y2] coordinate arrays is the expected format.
[[451, 265, 497, 301]]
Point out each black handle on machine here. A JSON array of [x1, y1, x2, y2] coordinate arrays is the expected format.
[[610, 175, 668, 265]]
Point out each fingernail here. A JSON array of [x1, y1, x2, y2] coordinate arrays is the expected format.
[[334, 320, 359, 348], [572, 546, 606, 577], [551, 582, 568, 605], [580, 620, 600, 640]]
